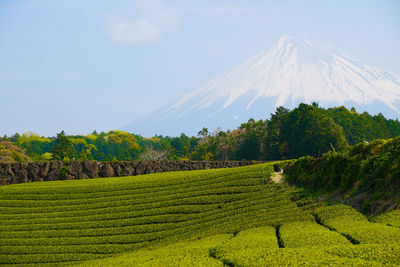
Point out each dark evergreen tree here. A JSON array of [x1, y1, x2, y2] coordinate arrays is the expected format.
[[235, 118, 267, 160], [51, 131, 76, 160], [263, 106, 289, 160]]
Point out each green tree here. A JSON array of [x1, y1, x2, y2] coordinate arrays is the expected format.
[[198, 127, 209, 140], [279, 104, 348, 159], [0, 141, 30, 163], [263, 106, 290, 160], [51, 131, 76, 161], [236, 118, 267, 160], [323, 106, 400, 144]]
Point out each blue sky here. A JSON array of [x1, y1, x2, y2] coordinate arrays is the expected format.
[[1, 0, 399, 136]]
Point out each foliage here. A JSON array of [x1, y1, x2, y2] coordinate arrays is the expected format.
[[263, 106, 290, 159], [0, 141, 30, 163], [213, 226, 279, 266], [139, 146, 168, 160], [372, 210, 400, 228], [77, 234, 231, 266], [279, 103, 348, 158], [284, 137, 400, 214], [324, 106, 400, 145], [314, 205, 400, 244], [212, 223, 394, 266], [324, 244, 400, 266], [214, 246, 380, 266], [50, 131, 77, 161], [212, 205, 400, 266], [10, 131, 51, 161], [41, 152, 53, 161], [189, 104, 398, 161], [280, 221, 350, 248]]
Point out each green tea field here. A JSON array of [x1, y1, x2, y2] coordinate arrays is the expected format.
[[1, 163, 399, 266]]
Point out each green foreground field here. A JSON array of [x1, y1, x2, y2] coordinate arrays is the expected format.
[[1, 163, 400, 266]]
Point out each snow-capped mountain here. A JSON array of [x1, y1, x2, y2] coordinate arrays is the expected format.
[[124, 35, 400, 136]]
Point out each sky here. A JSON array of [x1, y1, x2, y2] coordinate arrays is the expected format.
[[1, 0, 399, 137]]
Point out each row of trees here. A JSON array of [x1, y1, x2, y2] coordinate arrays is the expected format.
[[193, 104, 348, 160], [0, 130, 198, 163], [1, 103, 400, 163]]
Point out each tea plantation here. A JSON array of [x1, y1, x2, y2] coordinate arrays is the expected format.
[[0, 163, 399, 266]]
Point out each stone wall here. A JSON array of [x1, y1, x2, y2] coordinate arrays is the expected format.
[[0, 160, 263, 185]]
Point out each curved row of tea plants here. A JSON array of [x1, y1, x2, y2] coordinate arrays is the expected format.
[[314, 205, 400, 244], [77, 234, 232, 267], [279, 221, 350, 248], [372, 210, 400, 228]]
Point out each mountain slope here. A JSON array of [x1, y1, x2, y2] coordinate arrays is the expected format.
[[124, 35, 400, 136]]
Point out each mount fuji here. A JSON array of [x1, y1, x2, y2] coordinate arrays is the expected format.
[[124, 35, 400, 136]]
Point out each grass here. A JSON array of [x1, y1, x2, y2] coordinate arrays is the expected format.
[[1, 162, 399, 266]]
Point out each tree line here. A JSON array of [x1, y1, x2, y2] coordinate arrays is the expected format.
[[1, 103, 399, 163]]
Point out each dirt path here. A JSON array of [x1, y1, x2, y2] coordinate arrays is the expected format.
[[271, 170, 284, 184]]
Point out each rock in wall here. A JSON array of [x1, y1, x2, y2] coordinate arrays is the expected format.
[[0, 160, 263, 185]]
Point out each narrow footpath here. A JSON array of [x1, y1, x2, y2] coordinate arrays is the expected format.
[[271, 170, 284, 184]]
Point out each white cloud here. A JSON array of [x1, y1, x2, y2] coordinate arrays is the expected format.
[[105, 0, 180, 46]]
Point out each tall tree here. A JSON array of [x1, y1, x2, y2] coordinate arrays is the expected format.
[[51, 131, 76, 160], [263, 106, 290, 160]]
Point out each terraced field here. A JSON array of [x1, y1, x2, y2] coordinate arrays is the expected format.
[[0, 163, 310, 265], [1, 162, 399, 266]]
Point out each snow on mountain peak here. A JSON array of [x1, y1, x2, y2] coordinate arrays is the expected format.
[[169, 35, 400, 116], [277, 35, 292, 48]]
